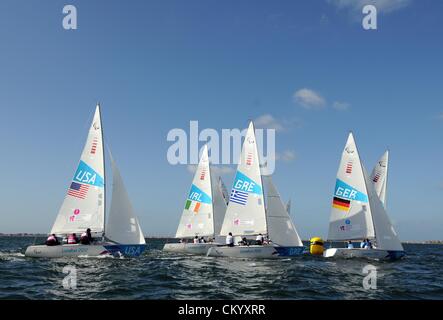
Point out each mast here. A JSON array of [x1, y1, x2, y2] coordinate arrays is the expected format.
[[383, 149, 389, 209], [209, 165, 215, 239], [98, 103, 106, 239], [253, 121, 268, 238], [362, 163, 377, 242], [351, 131, 376, 242], [262, 174, 270, 238]]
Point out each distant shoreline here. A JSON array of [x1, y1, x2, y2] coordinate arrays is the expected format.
[[0, 233, 442, 244]]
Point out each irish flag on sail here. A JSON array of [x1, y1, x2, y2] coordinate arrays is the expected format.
[[175, 145, 215, 238], [184, 184, 212, 214]]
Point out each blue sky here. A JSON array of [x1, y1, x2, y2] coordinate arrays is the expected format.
[[0, 0, 442, 240]]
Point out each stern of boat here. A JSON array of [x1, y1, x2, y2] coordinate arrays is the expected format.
[[103, 244, 147, 257]]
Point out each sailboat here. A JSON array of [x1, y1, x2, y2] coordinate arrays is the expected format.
[[206, 122, 304, 259], [371, 150, 389, 208], [25, 105, 146, 258], [163, 145, 227, 255], [323, 133, 404, 260]]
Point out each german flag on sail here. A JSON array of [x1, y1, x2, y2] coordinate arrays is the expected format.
[[185, 200, 201, 214], [332, 197, 351, 211]]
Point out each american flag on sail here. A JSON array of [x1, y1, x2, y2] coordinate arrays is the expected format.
[[246, 152, 253, 166], [230, 189, 248, 205], [346, 161, 353, 174], [67, 182, 89, 199], [90, 138, 98, 154]]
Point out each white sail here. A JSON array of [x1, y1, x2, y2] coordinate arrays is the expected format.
[[364, 167, 403, 251], [106, 153, 145, 245], [220, 122, 267, 236], [263, 175, 303, 247], [212, 174, 228, 236], [371, 150, 389, 208], [327, 133, 375, 241], [218, 177, 229, 205], [51, 105, 105, 236], [175, 145, 214, 238]]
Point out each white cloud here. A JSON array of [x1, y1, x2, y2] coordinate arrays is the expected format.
[[327, 0, 412, 14], [186, 164, 197, 174], [254, 114, 285, 131], [276, 150, 297, 162], [293, 88, 326, 110], [332, 101, 351, 111], [254, 114, 302, 131]]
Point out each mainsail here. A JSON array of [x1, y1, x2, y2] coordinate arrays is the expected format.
[[220, 122, 267, 236], [106, 152, 145, 245], [212, 173, 228, 236], [51, 105, 105, 236], [371, 150, 389, 208], [364, 166, 403, 251], [327, 133, 375, 241], [263, 175, 303, 247], [218, 177, 229, 205], [175, 145, 215, 238]]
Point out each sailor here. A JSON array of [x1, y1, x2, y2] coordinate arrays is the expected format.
[[199, 237, 206, 243], [80, 228, 92, 245], [367, 239, 373, 249], [67, 233, 78, 244], [256, 233, 264, 245], [347, 240, 354, 249], [226, 232, 234, 247], [240, 237, 248, 246], [360, 239, 367, 248], [193, 236, 199, 244], [86, 228, 93, 242], [46, 234, 59, 246]]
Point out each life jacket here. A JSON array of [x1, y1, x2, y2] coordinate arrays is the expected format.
[[67, 234, 77, 244]]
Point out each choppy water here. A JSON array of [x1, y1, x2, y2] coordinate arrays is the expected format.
[[0, 237, 442, 300]]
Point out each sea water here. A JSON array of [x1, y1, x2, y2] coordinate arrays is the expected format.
[[0, 237, 442, 300]]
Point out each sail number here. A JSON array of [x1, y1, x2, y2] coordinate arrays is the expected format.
[[335, 187, 357, 200], [75, 170, 97, 185], [189, 192, 202, 201], [234, 179, 255, 192]]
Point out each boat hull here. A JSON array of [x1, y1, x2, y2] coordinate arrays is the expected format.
[[323, 248, 405, 261], [206, 245, 304, 259], [25, 243, 146, 258], [163, 243, 218, 255]]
